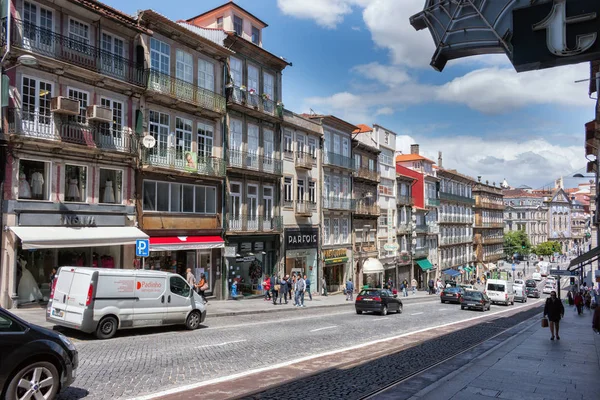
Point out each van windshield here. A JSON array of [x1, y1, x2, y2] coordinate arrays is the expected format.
[[487, 283, 505, 292]]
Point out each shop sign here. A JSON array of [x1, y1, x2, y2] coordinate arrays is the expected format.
[[235, 256, 255, 263], [384, 242, 399, 252], [240, 242, 252, 252], [285, 228, 318, 250], [18, 212, 124, 227], [324, 248, 348, 265], [325, 257, 348, 265], [224, 246, 237, 258]]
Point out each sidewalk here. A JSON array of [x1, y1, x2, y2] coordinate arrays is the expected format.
[[409, 301, 600, 400], [9, 289, 435, 328]]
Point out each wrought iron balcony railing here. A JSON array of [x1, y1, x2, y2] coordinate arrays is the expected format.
[[353, 167, 380, 182], [12, 19, 147, 87], [353, 203, 380, 216], [396, 195, 413, 206], [226, 214, 283, 233], [8, 108, 136, 153], [475, 200, 505, 210], [148, 70, 226, 114], [397, 224, 411, 234], [324, 151, 353, 169], [227, 149, 283, 176], [142, 148, 226, 177], [295, 151, 314, 169], [475, 221, 504, 228], [226, 86, 280, 118], [323, 196, 354, 211], [295, 200, 316, 215], [413, 247, 429, 258], [439, 192, 475, 205]]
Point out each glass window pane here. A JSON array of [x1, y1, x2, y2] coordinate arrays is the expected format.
[[64, 164, 86, 202], [18, 159, 48, 200], [206, 187, 216, 214], [170, 183, 181, 212], [195, 186, 206, 213], [183, 185, 194, 213], [143, 181, 156, 211], [157, 182, 169, 211]]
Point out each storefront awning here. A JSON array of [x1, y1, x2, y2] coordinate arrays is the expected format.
[[10, 226, 148, 249], [569, 246, 600, 269], [149, 236, 224, 251], [363, 258, 384, 274], [463, 266, 473, 273], [416, 258, 434, 271], [443, 269, 461, 277], [485, 263, 497, 270]]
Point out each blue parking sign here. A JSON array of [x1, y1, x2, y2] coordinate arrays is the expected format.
[[511, 263, 516, 271], [136, 239, 149, 257]]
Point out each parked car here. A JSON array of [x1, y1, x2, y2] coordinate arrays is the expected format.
[[460, 291, 491, 311], [485, 279, 515, 306], [514, 285, 528, 303], [440, 287, 466, 304], [525, 279, 537, 288], [526, 286, 540, 298], [47, 267, 207, 339], [542, 284, 554, 294], [355, 289, 403, 316], [0, 307, 78, 399]]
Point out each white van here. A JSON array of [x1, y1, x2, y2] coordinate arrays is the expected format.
[[485, 279, 515, 306], [47, 267, 206, 339], [532, 272, 542, 281]]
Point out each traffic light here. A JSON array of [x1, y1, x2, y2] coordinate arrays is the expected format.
[[570, 277, 575, 286]]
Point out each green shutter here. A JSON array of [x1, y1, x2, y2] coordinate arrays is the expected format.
[[135, 109, 143, 135], [1, 75, 9, 108]]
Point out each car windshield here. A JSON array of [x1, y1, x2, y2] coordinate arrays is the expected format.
[[514, 280, 524, 285], [487, 283, 505, 291], [544, 284, 553, 288], [444, 287, 461, 293], [526, 280, 536, 287], [464, 291, 482, 299], [359, 290, 381, 296]]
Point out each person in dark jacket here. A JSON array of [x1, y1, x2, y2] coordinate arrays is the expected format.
[[544, 291, 565, 340], [304, 274, 312, 301], [270, 274, 279, 305], [279, 276, 289, 305]]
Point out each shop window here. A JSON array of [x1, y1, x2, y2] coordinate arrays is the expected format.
[[64, 164, 87, 202], [18, 159, 49, 200], [170, 276, 190, 297], [99, 169, 122, 204]]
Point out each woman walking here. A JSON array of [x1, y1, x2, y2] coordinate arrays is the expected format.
[[279, 276, 289, 305], [575, 291, 584, 315], [197, 273, 208, 304], [544, 290, 564, 340]]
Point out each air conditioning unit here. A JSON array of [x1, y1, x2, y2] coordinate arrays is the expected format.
[[50, 96, 80, 115], [87, 105, 113, 123]]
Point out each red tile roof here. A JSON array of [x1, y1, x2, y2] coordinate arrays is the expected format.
[[502, 189, 545, 198], [396, 153, 435, 164], [353, 124, 372, 134]]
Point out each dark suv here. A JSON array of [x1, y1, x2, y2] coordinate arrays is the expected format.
[[525, 279, 540, 298], [0, 307, 78, 399]]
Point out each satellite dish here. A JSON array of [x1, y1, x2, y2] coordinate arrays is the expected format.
[[142, 135, 156, 149]]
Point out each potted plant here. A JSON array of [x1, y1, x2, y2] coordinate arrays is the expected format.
[[276, 101, 284, 117], [239, 85, 247, 91], [261, 93, 270, 101]]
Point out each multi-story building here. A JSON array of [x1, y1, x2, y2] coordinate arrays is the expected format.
[[135, 11, 230, 299], [503, 189, 548, 246], [187, 2, 290, 297], [352, 129, 381, 289], [473, 179, 505, 278], [309, 115, 356, 293], [571, 199, 589, 253], [1, 0, 149, 308], [396, 171, 416, 284], [436, 164, 476, 280], [545, 188, 574, 253], [281, 111, 322, 291]]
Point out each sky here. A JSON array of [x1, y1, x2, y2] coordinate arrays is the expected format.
[[104, 0, 596, 188]]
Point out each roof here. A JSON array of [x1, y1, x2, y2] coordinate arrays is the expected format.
[[304, 114, 357, 134], [502, 189, 545, 198], [353, 124, 372, 134], [186, 1, 269, 27], [224, 32, 291, 70], [437, 168, 477, 183], [396, 153, 435, 164], [70, 0, 151, 34]]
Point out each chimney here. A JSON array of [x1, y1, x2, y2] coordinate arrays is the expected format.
[[438, 151, 443, 168], [410, 144, 419, 155]]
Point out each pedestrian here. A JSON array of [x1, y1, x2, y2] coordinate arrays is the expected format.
[[49, 268, 57, 283], [304, 274, 312, 301], [345, 278, 354, 301], [427, 278, 434, 295], [263, 276, 271, 301], [197, 273, 208, 304], [288, 274, 294, 301], [567, 290, 573, 307], [412, 278, 418, 295], [322, 276, 328, 296], [544, 290, 564, 340], [574, 291, 584, 315], [402, 279, 408, 297], [270, 273, 279, 305], [593, 301, 600, 334], [476, 276, 481, 285], [585, 291, 592, 310], [386, 277, 393, 290], [400, 280, 406, 297], [436, 279, 443, 295], [186, 268, 196, 288], [279, 276, 289, 305], [296, 275, 306, 307]]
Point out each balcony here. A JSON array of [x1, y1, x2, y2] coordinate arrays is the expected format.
[[397, 224, 411, 234], [295, 201, 316, 216], [295, 151, 314, 170], [323, 196, 354, 211], [353, 167, 380, 183], [397, 195, 414, 207], [353, 203, 381, 217], [11, 20, 147, 87], [227, 149, 283, 177], [148, 70, 226, 115], [226, 214, 283, 233], [475, 200, 505, 210], [142, 148, 226, 178], [226, 86, 281, 123], [415, 224, 428, 234], [440, 236, 473, 246], [475, 222, 504, 229], [324, 152, 354, 170], [7, 108, 136, 153], [439, 192, 475, 205], [413, 247, 429, 258], [426, 198, 440, 207], [439, 215, 474, 224]]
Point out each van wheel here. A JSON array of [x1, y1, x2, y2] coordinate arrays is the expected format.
[[7, 361, 60, 400], [96, 316, 118, 339], [186, 311, 202, 330]]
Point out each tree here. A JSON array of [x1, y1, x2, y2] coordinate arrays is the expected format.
[[533, 241, 562, 256], [504, 230, 532, 258]]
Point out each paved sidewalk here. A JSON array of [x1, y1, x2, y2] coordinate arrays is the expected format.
[[407, 301, 600, 400], [10, 289, 435, 328]]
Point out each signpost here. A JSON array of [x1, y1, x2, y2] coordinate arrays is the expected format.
[[136, 239, 149, 269], [549, 269, 578, 276]]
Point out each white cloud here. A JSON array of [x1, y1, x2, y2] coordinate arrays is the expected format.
[[352, 62, 411, 87], [375, 106, 394, 116], [351, 26, 362, 31], [276, 0, 372, 29]]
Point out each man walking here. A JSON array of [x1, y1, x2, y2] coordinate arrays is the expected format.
[[402, 278, 409, 297], [270, 273, 279, 305], [295, 275, 306, 307], [304, 274, 312, 301], [345, 278, 354, 301], [412, 278, 418, 295], [186, 268, 196, 289]]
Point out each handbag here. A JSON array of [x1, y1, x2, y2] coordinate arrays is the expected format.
[[541, 317, 549, 328], [200, 283, 209, 291], [274, 284, 281, 291]]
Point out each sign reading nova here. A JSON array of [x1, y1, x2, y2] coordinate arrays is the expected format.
[[285, 228, 319, 250]]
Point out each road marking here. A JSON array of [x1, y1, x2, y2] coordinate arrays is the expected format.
[[128, 299, 544, 400], [195, 340, 246, 349], [411, 312, 424, 316], [438, 308, 449, 311], [310, 326, 337, 332], [374, 317, 390, 321]]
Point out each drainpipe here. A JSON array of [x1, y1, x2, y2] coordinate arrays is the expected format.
[[221, 60, 228, 300]]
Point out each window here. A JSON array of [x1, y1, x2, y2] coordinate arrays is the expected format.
[[369, 159, 375, 171], [64, 164, 87, 202], [216, 17, 223, 29], [284, 177, 293, 203], [263, 72, 274, 100], [229, 118, 243, 152], [263, 129, 274, 161], [247, 64, 259, 94], [333, 219, 340, 244], [175, 117, 192, 159], [308, 137, 317, 159], [341, 218, 349, 243], [342, 138, 349, 158], [309, 181, 316, 203], [234, 15, 243, 36], [21, 76, 52, 129], [354, 154, 361, 169], [198, 59, 215, 91], [101, 33, 125, 76], [385, 132, 389, 145], [149, 110, 169, 156], [0, 313, 24, 333], [68, 18, 89, 45], [379, 148, 393, 166], [379, 215, 388, 227], [18, 159, 49, 200], [23, 2, 53, 47], [143, 180, 216, 214], [99, 98, 123, 142], [297, 179, 305, 202], [379, 179, 394, 196], [229, 57, 242, 86], [67, 88, 88, 124], [341, 177, 350, 200], [176, 49, 193, 83], [297, 133, 305, 154], [263, 186, 273, 219], [284, 130, 293, 154], [197, 122, 214, 158], [99, 169, 122, 204], [323, 218, 330, 245], [251, 26, 260, 45], [170, 276, 190, 297]]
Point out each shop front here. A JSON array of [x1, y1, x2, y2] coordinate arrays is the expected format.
[[323, 248, 351, 293], [4, 207, 145, 308], [363, 258, 384, 289], [145, 236, 224, 298], [224, 236, 279, 297], [414, 258, 434, 288], [392, 251, 412, 287], [285, 227, 319, 292]]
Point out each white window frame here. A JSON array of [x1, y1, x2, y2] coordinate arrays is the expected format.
[[143, 179, 217, 214], [176, 49, 194, 83], [284, 129, 293, 154], [333, 218, 340, 245], [197, 121, 214, 158], [297, 178, 305, 202], [66, 86, 89, 124], [68, 17, 90, 45], [284, 176, 293, 203], [263, 71, 274, 100], [323, 218, 330, 245], [99, 97, 124, 139], [150, 38, 170, 75], [98, 167, 124, 205], [308, 180, 316, 204], [148, 110, 170, 156], [20, 74, 53, 132], [308, 137, 317, 159], [229, 57, 243, 86], [198, 58, 215, 92]]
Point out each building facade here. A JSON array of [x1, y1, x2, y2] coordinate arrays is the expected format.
[[545, 188, 573, 253], [396, 171, 416, 284], [473, 180, 504, 278], [503, 190, 548, 247]]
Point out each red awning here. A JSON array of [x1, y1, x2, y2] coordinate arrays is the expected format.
[[149, 236, 224, 251]]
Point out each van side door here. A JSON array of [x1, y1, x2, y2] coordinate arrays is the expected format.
[[133, 275, 167, 327], [64, 270, 95, 326], [166, 275, 192, 324]]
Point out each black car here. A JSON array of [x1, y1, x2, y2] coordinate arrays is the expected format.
[[526, 286, 540, 298], [440, 287, 466, 304], [355, 289, 403, 316], [460, 290, 491, 311], [525, 279, 537, 288], [0, 307, 78, 399]]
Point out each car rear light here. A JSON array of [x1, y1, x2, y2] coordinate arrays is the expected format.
[[505, 293, 508, 300], [372, 297, 382, 302], [86, 284, 94, 306], [50, 278, 57, 300], [356, 296, 363, 301]]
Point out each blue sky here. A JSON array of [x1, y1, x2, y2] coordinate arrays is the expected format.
[[104, 0, 595, 188]]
